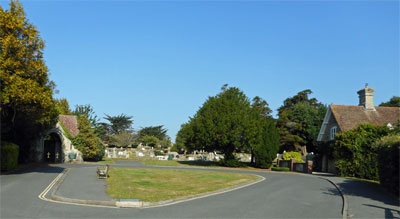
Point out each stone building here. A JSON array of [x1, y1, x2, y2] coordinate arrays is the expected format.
[[31, 115, 83, 163], [317, 84, 400, 172]]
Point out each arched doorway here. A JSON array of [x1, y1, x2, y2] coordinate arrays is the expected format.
[[43, 133, 63, 163]]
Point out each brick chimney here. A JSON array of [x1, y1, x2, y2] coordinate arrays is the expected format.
[[357, 83, 375, 110]]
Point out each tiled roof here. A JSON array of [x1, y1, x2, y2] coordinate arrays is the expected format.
[[59, 115, 79, 136], [330, 105, 400, 131]]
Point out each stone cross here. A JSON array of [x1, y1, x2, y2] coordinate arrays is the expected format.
[[56, 152, 59, 159], [47, 152, 51, 159]]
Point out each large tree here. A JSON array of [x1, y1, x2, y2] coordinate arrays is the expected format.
[[0, 0, 58, 161], [104, 114, 133, 135], [138, 125, 168, 140], [180, 85, 279, 167], [277, 90, 327, 154], [245, 96, 280, 168]]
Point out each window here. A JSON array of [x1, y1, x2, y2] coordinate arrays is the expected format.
[[330, 126, 337, 140]]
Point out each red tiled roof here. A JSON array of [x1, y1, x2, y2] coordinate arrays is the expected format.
[[59, 115, 79, 136], [330, 105, 400, 131]]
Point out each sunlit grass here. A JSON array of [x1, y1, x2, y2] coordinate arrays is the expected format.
[[106, 167, 258, 202]]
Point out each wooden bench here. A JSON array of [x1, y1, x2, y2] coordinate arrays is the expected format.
[[97, 164, 109, 179]]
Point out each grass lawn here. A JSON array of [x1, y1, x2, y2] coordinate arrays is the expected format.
[[106, 167, 258, 202], [141, 159, 258, 170], [95, 157, 115, 164]]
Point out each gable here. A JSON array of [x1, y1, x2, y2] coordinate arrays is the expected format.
[[59, 115, 79, 137]]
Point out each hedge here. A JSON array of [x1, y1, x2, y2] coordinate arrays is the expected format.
[[374, 135, 400, 196], [1, 141, 19, 172], [271, 167, 290, 172], [282, 151, 304, 163]]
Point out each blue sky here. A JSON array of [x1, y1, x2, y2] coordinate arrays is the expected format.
[[2, 0, 399, 141]]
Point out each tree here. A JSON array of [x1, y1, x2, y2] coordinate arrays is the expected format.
[[277, 90, 327, 154], [73, 104, 99, 127], [104, 114, 133, 134], [379, 96, 400, 107], [179, 86, 280, 167], [245, 97, 279, 168], [1, 0, 59, 162], [55, 98, 72, 115], [109, 130, 136, 147], [140, 135, 159, 147], [138, 125, 168, 140], [187, 86, 251, 160], [73, 114, 104, 161]]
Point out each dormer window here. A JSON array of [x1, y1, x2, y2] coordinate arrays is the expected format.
[[330, 126, 337, 140]]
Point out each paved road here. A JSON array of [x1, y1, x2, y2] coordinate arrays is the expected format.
[[0, 161, 392, 218]]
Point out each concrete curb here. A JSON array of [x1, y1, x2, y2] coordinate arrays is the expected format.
[[319, 177, 349, 219], [48, 167, 265, 209]]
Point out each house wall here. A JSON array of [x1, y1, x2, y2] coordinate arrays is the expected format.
[[320, 112, 341, 142]]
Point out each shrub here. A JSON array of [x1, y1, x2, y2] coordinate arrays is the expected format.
[[219, 158, 244, 167], [1, 142, 19, 172], [374, 134, 400, 195], [282, 151, 304, 163], [271, 167, 290, 172], [333, 123, 390, 180]]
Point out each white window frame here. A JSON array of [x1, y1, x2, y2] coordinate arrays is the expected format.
[[330, 126, 337, 140]]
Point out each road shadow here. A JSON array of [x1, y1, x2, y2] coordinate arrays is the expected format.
[[363, 204, 400, 219], [0, 163, 65, 175], [326, 177, 399, 207]]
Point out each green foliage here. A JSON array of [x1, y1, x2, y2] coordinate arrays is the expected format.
[[75, 115, 104, 161], [219, 157, 245, 167], [109, 131, 136, 147], [247, 98, 280, 168], [379, 96, 400, 107], [282, 151, 304, 163], [140, 135, 159, 147], [177, 86, 279, 167], [277, 90, 327, 154], [182, 86, 252, 160], [374, 134, 400, 195], [73, 104, 99, 127], [138, 125, 168, 140], [333, 123, 391, 180], [271, 167, 290, 172], [0, 141, 19, 171], [104, 114, 133, 135], [55, 98, 72, 115], [0, 0, 59, 162]]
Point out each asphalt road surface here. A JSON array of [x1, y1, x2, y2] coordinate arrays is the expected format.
[[1, 162, 344, 218]]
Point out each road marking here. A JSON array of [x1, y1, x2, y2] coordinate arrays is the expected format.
[[38, 169, 119, 209]]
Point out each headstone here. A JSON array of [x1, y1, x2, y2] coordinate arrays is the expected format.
[[112, 147, 117, 158]]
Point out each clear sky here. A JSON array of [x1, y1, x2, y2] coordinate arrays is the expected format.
[[2, 0, 399, 141]]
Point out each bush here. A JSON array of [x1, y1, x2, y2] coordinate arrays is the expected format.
[[1, 141, 19, 172], [271, 167, 290, 172], [282, 151, 304, 163], [374, 135, 400, 196], [219, 158, 244, 167], [333, 123, 390, 180]]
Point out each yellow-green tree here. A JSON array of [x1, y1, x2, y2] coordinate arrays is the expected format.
[[74, 115, 105, 161], [0, 0, 58, 161]]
